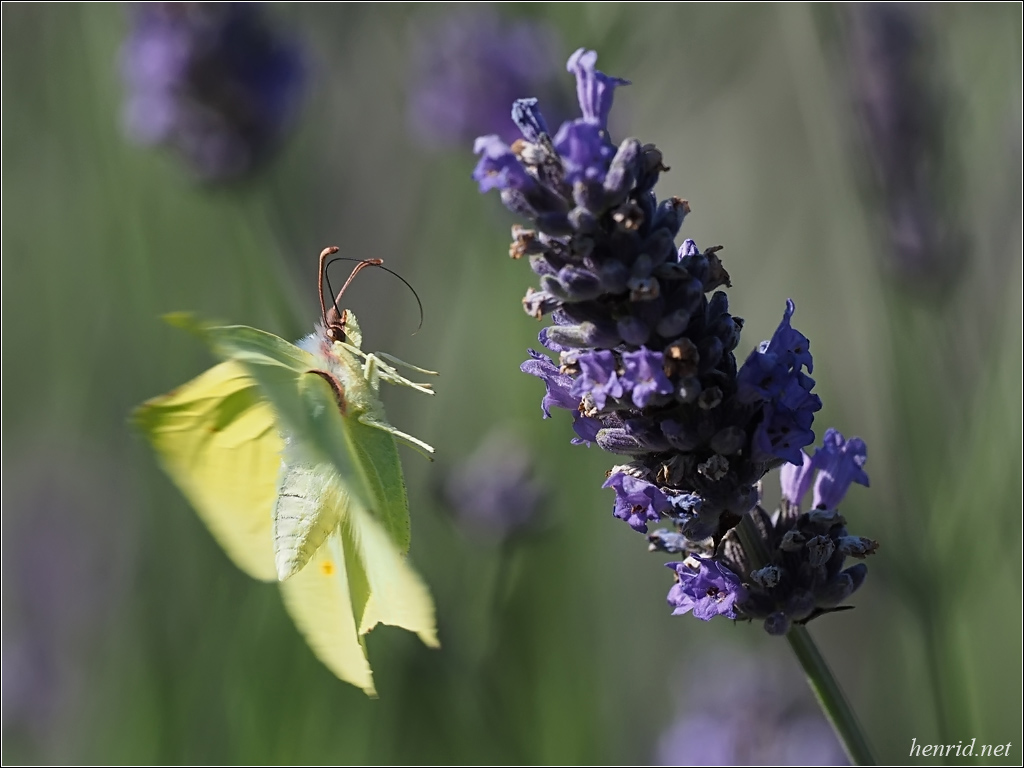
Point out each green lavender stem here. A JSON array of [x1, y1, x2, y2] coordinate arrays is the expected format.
[[737, 514, 877, 765], [787, 625, 877, 765]]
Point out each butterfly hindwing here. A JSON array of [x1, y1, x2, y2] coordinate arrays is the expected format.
[[344, 499, 438, 647], [276, 466, 437, 697], [278, 521, 376, 695], [273, 460, 344, 581]]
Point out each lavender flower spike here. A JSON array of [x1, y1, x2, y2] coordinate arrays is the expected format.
[[473, 42, 878, 761], [473, 48, 875, 634]]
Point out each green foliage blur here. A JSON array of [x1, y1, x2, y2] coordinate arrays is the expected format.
[[2, 4, 1020, 764]]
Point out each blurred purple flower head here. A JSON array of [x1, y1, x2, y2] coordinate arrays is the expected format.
[[845, 3, 963, 289], [2, 447, 135, 742], [120, 2, 305, 180], [444, 430, 547, 542], [656, 647, 848, 765], [408, 8, 568, 147]]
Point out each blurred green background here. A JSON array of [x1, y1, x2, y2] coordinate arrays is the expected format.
[[2, 3, 1020, 764]]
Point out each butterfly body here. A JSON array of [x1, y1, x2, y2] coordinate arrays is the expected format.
[[135, 254, 438, 697]]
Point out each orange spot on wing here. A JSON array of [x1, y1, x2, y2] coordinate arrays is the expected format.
[[320, 560, 336, 576]]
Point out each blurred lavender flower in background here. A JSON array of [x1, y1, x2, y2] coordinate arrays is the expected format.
[[472, 49, 876, 631], [120, 2, 305, 181], [443, 430, 547, 543], [2, 447, 135, 749], [408, 8, 568, 148], [655, 647, 848, 765], [844, 3, 963, 290]]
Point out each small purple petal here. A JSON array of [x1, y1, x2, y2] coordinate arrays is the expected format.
[[511, 97, 549, 142], [769, 299, 814, 374], [472, 135, 536, 193], [570, 349, 623, 410], [779, 450, 815, 507], [570, 414, 602, 446], [621, 348, 674, 408], [565, 48, 629, 127], [811, 429, 870, 510], [739, 301, 821, 464], [521, 349, 579, 417], [552, 119, 617, 184]]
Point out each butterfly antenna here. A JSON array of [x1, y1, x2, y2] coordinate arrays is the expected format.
[[318, 246, 341, 328], [322, 253, 425, 335]]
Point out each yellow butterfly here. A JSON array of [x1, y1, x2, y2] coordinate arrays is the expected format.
[[134, 247, 439, 696]]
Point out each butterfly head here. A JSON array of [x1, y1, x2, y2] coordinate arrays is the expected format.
[[316, 246, 423, 345], [317, 246, 382, 346]]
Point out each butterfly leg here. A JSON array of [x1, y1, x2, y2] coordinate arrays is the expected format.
[[362, 354, 434, 396], [357, 413, 435, 459], [333, 341, 435, 394], [375, 352, 439, 377]]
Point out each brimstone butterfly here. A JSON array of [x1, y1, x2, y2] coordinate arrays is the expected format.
[[134, 247, 438, 696]]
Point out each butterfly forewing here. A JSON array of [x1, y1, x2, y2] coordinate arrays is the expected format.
[[134, 362, 279, 581]]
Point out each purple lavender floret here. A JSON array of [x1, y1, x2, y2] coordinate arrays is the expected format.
[[409, 8, 567, 147], [603, 470, 671, 532], [737, 300, 822, 465], [550, 49, 630, 185], [809, 429, 870, 511], [621, 348, 674, 408], [120, 3, 305, 181], [520, 349, 601, 444], [571, 349, 624, 410], [666, 557, 746, 621], [473, 136, 541, 194], [474, 48, 875, 630]]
